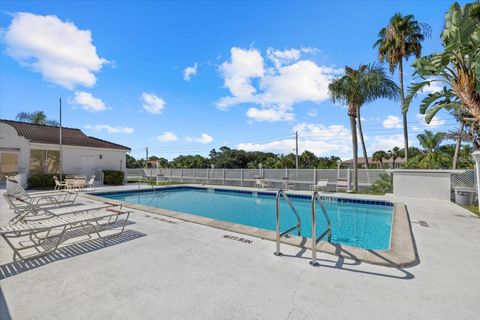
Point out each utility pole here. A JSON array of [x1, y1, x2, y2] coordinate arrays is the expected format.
[[295, 130, 299, 170], [145, 147, 149, 169], [59, 98, 63, 181]]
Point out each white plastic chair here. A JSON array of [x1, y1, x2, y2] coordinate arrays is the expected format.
[[310, 180, 328, 192]]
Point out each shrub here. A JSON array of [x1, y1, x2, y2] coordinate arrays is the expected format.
[[369, 173, 393, 194], [103, 170, 125, 185], [28, 173, 70, 189]]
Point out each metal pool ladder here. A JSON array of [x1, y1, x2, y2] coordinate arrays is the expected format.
[[274, 190, 302, 256], [310, 191, 331, 266]]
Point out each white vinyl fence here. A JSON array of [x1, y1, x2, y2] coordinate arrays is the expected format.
[[126, 168, 389, 191], [126, 168, 476, 192]]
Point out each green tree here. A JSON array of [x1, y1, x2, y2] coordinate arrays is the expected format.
[[388, 146, 402, 168], [372, 150, 388, 168], [471, 1, 480, 21], [408, 3, 479, 145], [328, 64, 399, 191], [374, 13, 429, 162], [417, 130, 445, 154], [126, 154, 138, 168], [16, 111, 59, 126], [299, 151, 317, 168]]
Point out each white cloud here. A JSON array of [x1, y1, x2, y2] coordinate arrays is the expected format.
[[217, 47, 265, 109], [142, 93, 166, 114], [382, 115, 402, 129], [195, 133, 213, 144], [367, 134, 404, 153], [85, 124, 134, 134], [71, 91, 106, 112], [238, 122, 351, 157], [3, 12, 107, 89], [246, 107, 294, 122], [416, 114, 446, 128], [266, 48, 301, 69], [217, 47, 339, 122], [156, 131, 178, 142], [422, 82, 443, 94], [183, 62, 198, 81]]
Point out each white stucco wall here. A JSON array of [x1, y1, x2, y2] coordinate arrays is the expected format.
[[30, 143, 127, 179], [392, 169, 463, 201]]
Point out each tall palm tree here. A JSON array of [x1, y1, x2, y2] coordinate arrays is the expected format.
[[16, 111, 59, 126], [356, 106, 369, 168], [374, 13, 429, 162], [329, 64, 399, 191], [417, 130, 445, 154]]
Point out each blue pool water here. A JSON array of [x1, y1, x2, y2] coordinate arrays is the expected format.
[[100, 187, 393, 250]]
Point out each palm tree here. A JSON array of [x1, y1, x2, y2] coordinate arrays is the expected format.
[[356, 106, 369, 168], [417, 130, 445, 154], [408, 3, 479, 147], [16, 111, 59, 126], [388, 147, 402, 168], [328, 64, 399, 191], [372, 150, 388, 168], [472, 1, 480, 21], [374, 13, 429, 162]]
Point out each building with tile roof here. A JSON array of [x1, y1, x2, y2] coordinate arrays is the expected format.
[[0, 119, 130, 186]]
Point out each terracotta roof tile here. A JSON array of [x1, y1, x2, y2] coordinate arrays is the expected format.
[[1, 119, 130, 151]]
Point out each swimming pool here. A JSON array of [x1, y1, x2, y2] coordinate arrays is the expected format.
[[99, 187, 393, 250]]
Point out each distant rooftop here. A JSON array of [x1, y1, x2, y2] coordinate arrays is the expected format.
[[0, 119, 130, 151]]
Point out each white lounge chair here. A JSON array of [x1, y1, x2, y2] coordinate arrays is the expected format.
[[336, 179, 349, 192], [310, 180, 328, 192], [0, 207, 131, 261], [4, 194, 120, 224], [6, 178, 78, 206]]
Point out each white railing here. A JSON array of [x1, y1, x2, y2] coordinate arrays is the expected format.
[[126, 168, 390, 191]]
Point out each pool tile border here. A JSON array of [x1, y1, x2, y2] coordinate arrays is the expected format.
[[83, 185, 417, 268]]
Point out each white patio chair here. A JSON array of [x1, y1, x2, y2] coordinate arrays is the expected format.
[[53, 176, 66, 190], [310, 180, 328, 192], [85, 175, 95, 190], [73, 176, 87, 190], [255, 177, 271, 189]]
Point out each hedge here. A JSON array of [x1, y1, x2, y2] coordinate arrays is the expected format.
[[28, 173, 71, 189], [103, 170, 125, 185]]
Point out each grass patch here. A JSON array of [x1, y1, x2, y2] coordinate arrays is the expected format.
[[461, 205, 480, 218]]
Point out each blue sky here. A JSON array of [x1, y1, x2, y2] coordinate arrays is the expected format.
[[0, 0, 465, 160]]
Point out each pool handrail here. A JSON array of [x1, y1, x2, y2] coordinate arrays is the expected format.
[[274, 189, 301, 256], [310, 191, 332, 266]]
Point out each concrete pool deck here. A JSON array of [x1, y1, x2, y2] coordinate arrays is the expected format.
[[1, 185, 480, 319]]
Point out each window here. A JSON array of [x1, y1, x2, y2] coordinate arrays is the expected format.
[[30, 150, 44, 175], [46, 150, 60, 173], [29, 149, 60, 175]]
